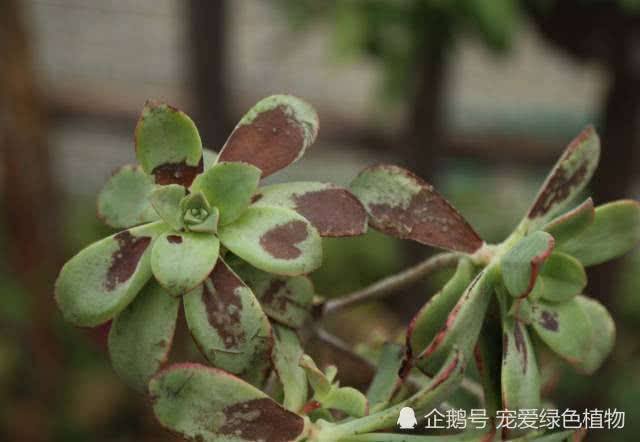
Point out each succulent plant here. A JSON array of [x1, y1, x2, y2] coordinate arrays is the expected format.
[[55, 97, 639, 441], [55, 95, 368, 392]]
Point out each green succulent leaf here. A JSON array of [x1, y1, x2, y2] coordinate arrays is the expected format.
[[543, 198, 594, 246], [135, 101, 203, 186], [501, 317, 541, 414], [557, 200, 640, 266], [149, 363, 307, 442], [219, 206, 322, 276], [531, 298, 592, 368], [524, 126, 600, 230], [299, 354, 332, 397], [218, 95, 319, 178], [272, 324, 308, 412], [252, 182, 368, 237], [203, 149, 218, 169], [232, 261, 314, 329], [322, 386, 368, 418], [108, 280, 179, 392], [366, 342, 404, 412], [151, 231, 220, 296], [183, 260, 273, 386], [190, 161, 261, 226], [55, 222, 168, 326], [350, 165, 483, 253], [501, 231, 555, 298], [97, 165, 159, 228], [575, 295, 615, 374], [149, 184, 186, 231], [408, 258, 475, 357], [416, 266, 497, 375], [537, 252, 586, 303], [188, 206, 220, 233]]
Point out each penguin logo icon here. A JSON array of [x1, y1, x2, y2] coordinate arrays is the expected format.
[[397, 407, 418, 429]]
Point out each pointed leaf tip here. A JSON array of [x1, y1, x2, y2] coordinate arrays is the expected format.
[[218, 95, 319, 178], [525, 126, 600, 229], [135, 100, 203, 186], [350, 165, 483, 253]]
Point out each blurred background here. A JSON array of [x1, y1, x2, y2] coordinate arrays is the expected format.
[[0, 0, 639, 441]]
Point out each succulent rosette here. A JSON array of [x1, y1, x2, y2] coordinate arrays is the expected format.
[[55, 95, 367, 391]]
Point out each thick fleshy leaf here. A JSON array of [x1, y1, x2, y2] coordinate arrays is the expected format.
[[190, 162, 261, 225], [321, 386, 368, 418], [416, 266, 497, 375], [575, 295, 615, 374], [538, 252, 586, 303], [97, 165, 159, 228], [217, 95, 319, 178], [543, 198, 594, 246], [350, 165, 483, 253], [183, 260, 273, 385], [531, 298, 592, 368], [203, 149, 218, 169], [557, 200, 640, 266], [55, 222, 168, 326], [149, 184, 186, 231], [219, 206, 322, 276], [135, 101, 203, 186], [272, 324, 307, 412], [108, 280, 179, 392], [232, 261, 314, 328], [252, 182, 368, 237], [151, 231, 219, 296], [501, 317, 541, 414], [501, 231, 555, 298], [149, 363, 306, 442], [524, 126, 600, 230], [299, 354, 332, 397], [188, 206, 220, 233], [408, 258, 475, 357], [366, 343, 404, 412]]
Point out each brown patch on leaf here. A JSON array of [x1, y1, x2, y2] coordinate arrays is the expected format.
[[260, 220, 308, 260], [166, 235, 183, 244], [219, 106, 307, 178], [426, 351, 461, 392], [251, 193, 263, 204], [538, 310, 559, 331], [513, 321, 528, 373], [105, 231, 151, 291], [202, 262, 245, 349], [219, 398, 305, 442], [367, 168, 482, 253], [152, 157, 203, 187], [519, 236, 555, 299], [293, 187, 367, 237]]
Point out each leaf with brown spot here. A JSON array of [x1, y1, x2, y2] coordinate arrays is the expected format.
[[150, 231, 219, 296], [524, 126, 600, 230], [97, 164, 159, 228], [416, 266, 497, 376], [183, 260, 273, 386], [217, 95, 319, 178], [55, 222, 168, 327], [531, 298, 592, 369], [350, 165, 483, 253], [252, 182, 368, 237], [500, 231, 555, 299], [149, 363, 306, 442], [231, 259, 315, 329], [219, 206, 322, 276], [543, 198, 594, 246], [135, 100, 203, 186], [501, 316, 540, 419], [108, 280, 179, 392]]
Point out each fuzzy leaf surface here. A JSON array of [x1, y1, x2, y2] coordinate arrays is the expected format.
[[218, 95, 319, 178], [97, 165, 159, 228], [350, 165, 483, 253], [108, 280, 179, 392], [55, 222, 167, 326], [149, 363, 306, 442]]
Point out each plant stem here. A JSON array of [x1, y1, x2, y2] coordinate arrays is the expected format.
[[321, 252, 460, 317]]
